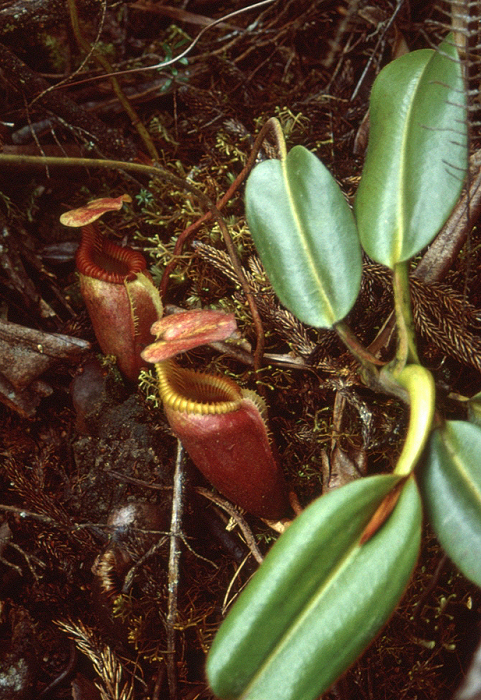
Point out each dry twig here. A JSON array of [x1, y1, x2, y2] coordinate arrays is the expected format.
[[166, 440, 186, 700]]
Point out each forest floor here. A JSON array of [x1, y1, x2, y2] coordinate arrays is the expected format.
[[1, 1, 481, 699]]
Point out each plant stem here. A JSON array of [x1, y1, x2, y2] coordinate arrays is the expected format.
[[334, 320, 384, 369], [159, 117, 285, 298], [334, 320, 390, 395], [392, 261, 419, 372], [392, 365, 435, 477]]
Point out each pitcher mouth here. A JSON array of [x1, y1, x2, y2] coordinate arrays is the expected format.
[[156, 359, 242, 415], [76, 224, 147, 283]]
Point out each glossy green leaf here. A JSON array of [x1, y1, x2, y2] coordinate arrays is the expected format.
[[245, 145, 362, 328], [355, 37, 467, 268], [420, 420, 481, 587], [207, 475, 421, 700]]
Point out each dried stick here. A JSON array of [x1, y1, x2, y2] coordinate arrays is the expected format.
[[0, 503, 78, 527], [122, 537, 168, 594], [166, 440, 186, 700], [196, 487, 264, 564]]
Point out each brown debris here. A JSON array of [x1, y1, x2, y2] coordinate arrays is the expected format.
[[0, 319, 89, 417]]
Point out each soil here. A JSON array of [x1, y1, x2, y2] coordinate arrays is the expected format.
[[1, 1, 481, 699]]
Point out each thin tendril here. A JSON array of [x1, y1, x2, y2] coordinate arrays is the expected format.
[[57, 0, 276, 90]]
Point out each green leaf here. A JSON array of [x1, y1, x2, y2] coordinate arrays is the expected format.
[[420, 420, 481, 588], [207, 475, 421, 700], [245, 145, 362, 328], [355, 36, 467, 268]]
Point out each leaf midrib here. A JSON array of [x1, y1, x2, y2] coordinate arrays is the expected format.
[[240, 531, 362, 698], [281, 156, 335, 326], [394, 55, 434, 265]]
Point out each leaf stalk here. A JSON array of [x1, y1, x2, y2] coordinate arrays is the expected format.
[[392, 262, 420, 372], [393, 364, 435, 477]]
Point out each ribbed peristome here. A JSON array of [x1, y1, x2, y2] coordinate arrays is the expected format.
[[76, 223, 146, 283], [156, 359, 243, 415]]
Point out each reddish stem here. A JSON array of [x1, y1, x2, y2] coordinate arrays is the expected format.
[[159, 118, 283, 299]]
